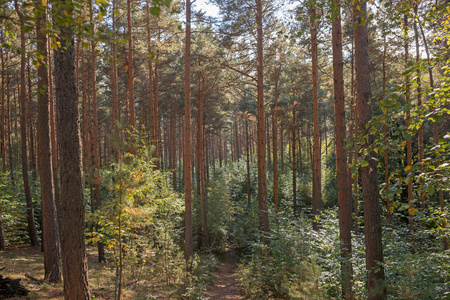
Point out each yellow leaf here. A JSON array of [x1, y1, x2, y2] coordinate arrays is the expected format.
[[408, 206, 418, 216], [98, 12, 103, 22], [401, 140, 407, 147], [41, 0, 47, 7], [357, 5, 361, 10], [405, 165, 411, 172]]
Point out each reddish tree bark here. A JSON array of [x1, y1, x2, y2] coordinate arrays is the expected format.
[[332, 1, 353, 296], [53, 0, 91, 297], [36, 2, 61, 282], [184, 0, 193, 271], [15, 1, 40, 248], [256, 0, 269, 236], [353, 1, 386, 298]]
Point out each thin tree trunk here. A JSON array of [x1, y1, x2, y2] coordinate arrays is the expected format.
[[273, 66, 279, 218], [246, 116, 251, 207], [184, 0, 193, 271], [112, 0, 119, 160], [1, 33, 6, 173], [292, 111, 297, 217], [15, 2, 39, 248], [127, 0, 135, 151], [413, 6, 424, 212], [310, 4, 322, 230], [27, 59, 36, 177], [404, 13, 414, 237], [48, 37, 60, 211], [90, 0, 105, 262], [256, 0, 269, 236], [36, 3, 61, 282], [383, 36, 391, 229], [353, 1, 386, 298], [7, 75, 14, 181]]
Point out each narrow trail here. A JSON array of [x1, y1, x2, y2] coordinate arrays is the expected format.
[[203, 248, 245, 300]]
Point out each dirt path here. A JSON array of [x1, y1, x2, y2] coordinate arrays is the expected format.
[[203, 249, 245, 300]]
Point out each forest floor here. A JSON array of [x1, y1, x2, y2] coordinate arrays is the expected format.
[[202, 248, 245, 300], [0, 245, 182, 299]]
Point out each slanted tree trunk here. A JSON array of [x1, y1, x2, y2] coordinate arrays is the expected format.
[[36, 3, 61, 283], [15, 1, 40, 248], [53, 0, 91, 297], [309, 3, 322, 230], [184, 0, 193, 271], [332, 1, 353, 296], [256, 0, 269, 236], [353, 1, 386, 298]]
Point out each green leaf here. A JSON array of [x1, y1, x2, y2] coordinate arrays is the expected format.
[[150, 7, 160, 17]]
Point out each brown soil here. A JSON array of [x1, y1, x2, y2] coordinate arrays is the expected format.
[[203, 249, 245, 300]]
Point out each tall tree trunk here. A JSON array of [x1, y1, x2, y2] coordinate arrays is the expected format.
[[382, 36, 391, 229], [53, 0, 91, 297], [413, 6, 424, 212], [146, 0, 156, 155], [127, 0, 135, 151], [111, 0, 119, 161], [256, 0, 269, 236], [48, 37, 60, 211], [280, 127, 284, 173], [7, 75, 14, 181], [273, 68, 279, 218], [27, 59, 36, 177], [15, 1, 40, 248], [404, 13, 414, 237], [1, 33, 6, 173], [292, 111, 297, 218], [197, 74, 209, 247], [310, 4, 322, 231], [245, 116, 251, 207], [36, 3, 61, 282], [90, 0, 105, 262], [332, 1, 353, 296], [184, 0, 193, 271], [353, 1, 386, 298]]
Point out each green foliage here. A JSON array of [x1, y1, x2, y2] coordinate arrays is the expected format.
[[183, 253, 219, 299], [88, 142, 185, 286], [0, 172, 41, 247]]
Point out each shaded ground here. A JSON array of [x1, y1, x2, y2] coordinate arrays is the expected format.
[[0, 245, 180, 299], [203, 249, 245, 300]]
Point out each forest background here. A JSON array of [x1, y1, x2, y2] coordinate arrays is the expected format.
[[0, 0, 449, 299]]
